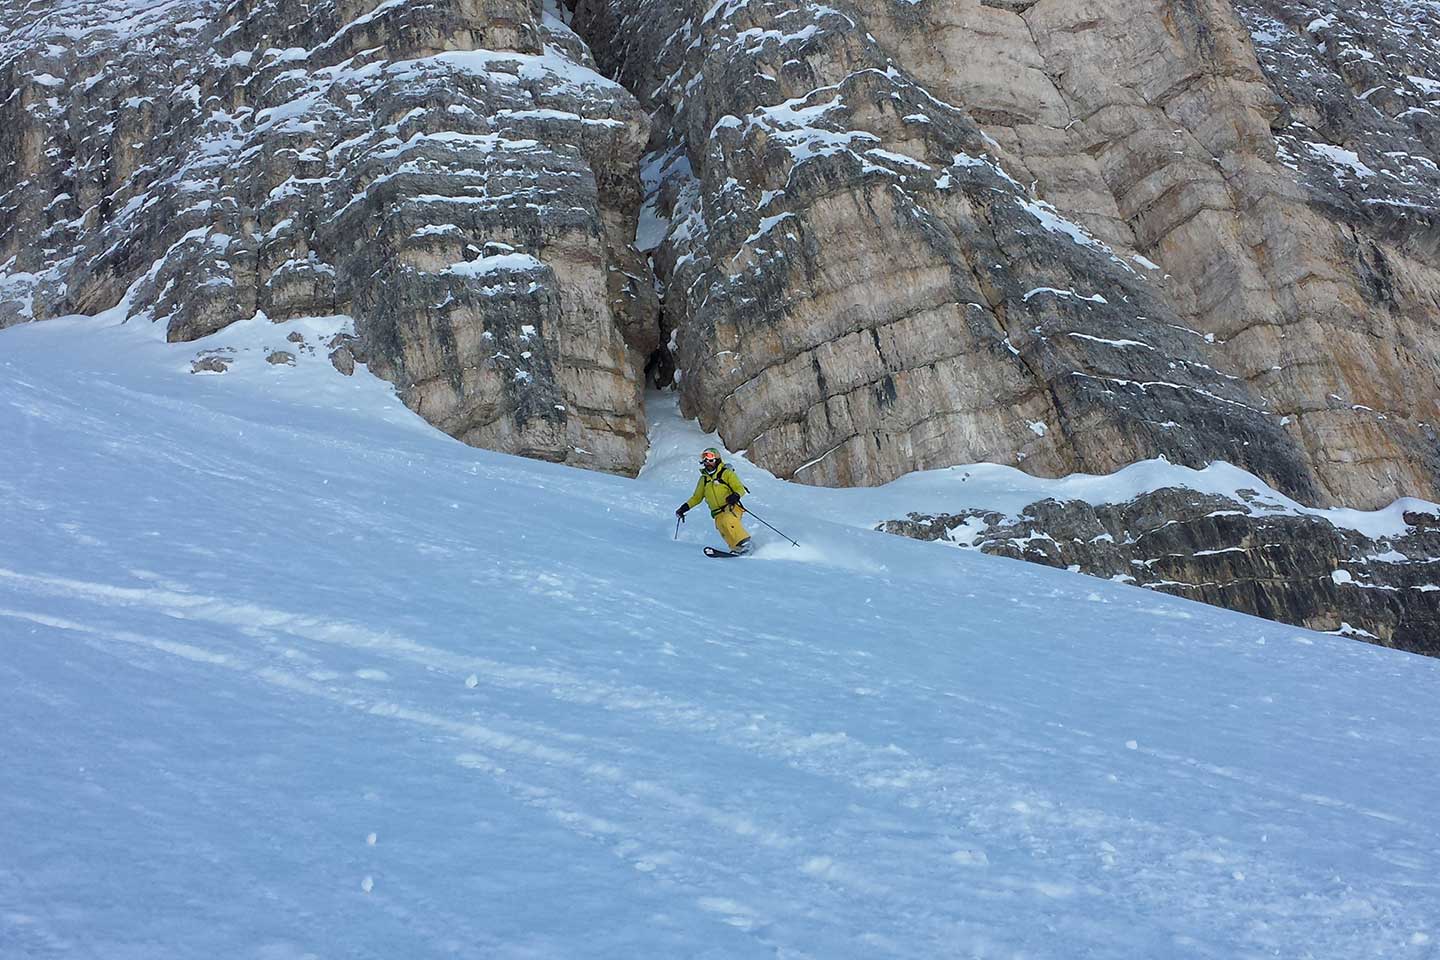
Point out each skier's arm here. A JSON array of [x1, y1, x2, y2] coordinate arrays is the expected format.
[[721, 467, 747, 498], [685, 476, 706, 509]]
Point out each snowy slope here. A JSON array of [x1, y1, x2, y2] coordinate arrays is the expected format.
[[3, 315, 1440, 959]]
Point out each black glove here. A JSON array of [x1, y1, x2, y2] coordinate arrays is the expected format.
[[676, 504, 690, 518], [726, 492, 743, 508]]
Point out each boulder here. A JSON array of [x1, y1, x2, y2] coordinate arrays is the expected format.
[[880, 489, 1440, 655], [0, 0, 660, 475]]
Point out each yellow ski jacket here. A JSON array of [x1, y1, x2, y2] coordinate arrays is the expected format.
[[685, 463, 748, 517]]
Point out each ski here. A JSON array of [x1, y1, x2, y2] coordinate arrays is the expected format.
[[704, 546, 742, 558]]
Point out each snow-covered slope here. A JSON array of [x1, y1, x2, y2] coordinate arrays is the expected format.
[[3, 316, 1439, 959]]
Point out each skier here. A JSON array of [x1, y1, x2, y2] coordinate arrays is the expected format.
[[676, 447, 752, 555]]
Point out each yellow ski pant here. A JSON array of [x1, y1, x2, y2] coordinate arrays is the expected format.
[[714, 504, 751, 550]]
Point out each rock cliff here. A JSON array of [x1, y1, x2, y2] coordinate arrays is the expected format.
[[952, 0, 1440, 511], [573, 0, 1440, 509], [5, 0, 1440, 640], [0, 0, 659, 473], [7, 0, 1437, 501], [575, 0, 1322, 499], [880, 487, 1440, 656]]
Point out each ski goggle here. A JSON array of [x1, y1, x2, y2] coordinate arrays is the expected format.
[[700, 452, 720, 467]]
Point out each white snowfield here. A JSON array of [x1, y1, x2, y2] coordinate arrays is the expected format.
[[3, 314, 1439, 960]]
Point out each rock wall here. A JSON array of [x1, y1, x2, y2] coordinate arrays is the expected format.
[[891, 0, 1440, 510], [6, 0, 1440, 510], [0, 0, 659, 473], [8, 0, 1440, 643], [576, 0, 1321, 497], [572, 0, 1440, 509], [879, 489, 1440, 657]]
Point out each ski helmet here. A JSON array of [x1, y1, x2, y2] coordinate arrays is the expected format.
[[700, 447, 722, 470]]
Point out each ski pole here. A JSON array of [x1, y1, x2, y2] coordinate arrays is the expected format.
[[674, 513, 684, 540], [743, 507, 798, 547]]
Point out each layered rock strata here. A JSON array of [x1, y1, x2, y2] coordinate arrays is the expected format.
[[574, 0, 1440, 509], [857, 0, 1440, 509], [6, 0, 1440, 510], [0, 0, 658, 472], [880, 489, 1440, 657], [577, 0, 1320, 497]]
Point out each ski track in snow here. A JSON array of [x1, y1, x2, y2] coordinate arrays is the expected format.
[[2, 316, 1439, 958]]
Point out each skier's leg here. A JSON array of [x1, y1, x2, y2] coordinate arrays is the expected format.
[[713, 511, 739, 548], [715, 506, 752, 551]]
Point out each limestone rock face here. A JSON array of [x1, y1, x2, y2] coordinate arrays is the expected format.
[[576, 0, 1318, 497], [8, 0, 1440, 641], [7, 0, 1440, 511], [859, 0, 1440, 509], [573, 0, 1440, 508], [0, 0, 658, 473], [879, 491, 1440, 657]]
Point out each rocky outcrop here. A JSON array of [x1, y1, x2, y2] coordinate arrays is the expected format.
[[7, 0, 1438, 503], [880, 489, 1440, 656], [7, 0, 1440, 512], [571, 0, 1440, 509], [0, 0, 659, 473], [941, 0, 1440, 511], [576, 0, 1321, 498], [8, 0, 1440, 644], [1238, 1, 1440, 251]]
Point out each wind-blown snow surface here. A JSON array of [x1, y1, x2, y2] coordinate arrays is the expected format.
[[3, 317, 1440, 959]]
